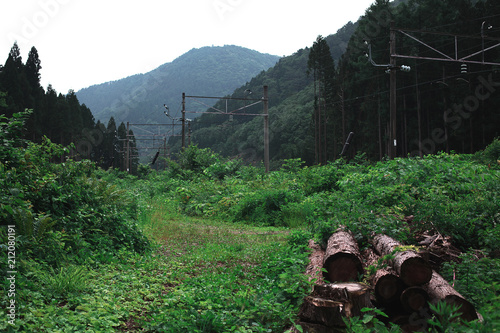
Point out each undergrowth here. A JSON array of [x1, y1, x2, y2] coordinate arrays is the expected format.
[[1, 111, 498, 331]]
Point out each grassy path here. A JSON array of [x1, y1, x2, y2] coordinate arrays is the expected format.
[[125, 203, 306, 332], [3, 200, 307, 333]]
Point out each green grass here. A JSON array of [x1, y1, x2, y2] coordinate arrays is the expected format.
[[1, 199, 308, 332]]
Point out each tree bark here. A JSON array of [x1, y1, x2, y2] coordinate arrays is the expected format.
[[323, 230, 364, 282], [423, 270, 478, 322], [305, 239, 325, 285], [372, 234, 432, 286]]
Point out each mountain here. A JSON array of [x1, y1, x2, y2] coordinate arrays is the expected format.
[[76, 45, 279, 125], [173, 21, 359, 163]]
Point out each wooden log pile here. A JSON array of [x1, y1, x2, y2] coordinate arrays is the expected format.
[[290, 230, 479, 333]]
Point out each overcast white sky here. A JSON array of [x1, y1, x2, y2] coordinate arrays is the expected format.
[[1, 0, 375, 93]]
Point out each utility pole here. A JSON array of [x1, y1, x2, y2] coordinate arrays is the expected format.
[[263, 85, 270, 173], [182, 86, 270, 172], [390, 22, 397, 159], [181, 92, 186, 149], [366, 27, 410, 160], [126, 122, 130, 172]]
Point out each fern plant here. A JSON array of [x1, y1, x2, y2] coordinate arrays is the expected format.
[[13, 208, 55, 242]]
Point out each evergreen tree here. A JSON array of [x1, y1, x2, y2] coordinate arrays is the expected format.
[[1, 42, 29, 117], [25, 47, 42, 93], [308, 35, 336, 164], [103, 117, 117, 169]]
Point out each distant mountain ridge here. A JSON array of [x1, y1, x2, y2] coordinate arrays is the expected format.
[[76, 45, 279, 124]]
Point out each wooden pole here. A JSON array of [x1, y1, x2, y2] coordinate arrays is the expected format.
[[126, 122, 130, 172], [182, 92, 186, 149], [263, 85, 269, 173], [390, 21, 397, 159]]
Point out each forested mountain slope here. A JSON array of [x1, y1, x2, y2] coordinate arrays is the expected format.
[[76, 45, 280, 125]]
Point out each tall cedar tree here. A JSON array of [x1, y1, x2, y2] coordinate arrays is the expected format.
[[0, 43, 139, 173], [308, 35, 336, 164]]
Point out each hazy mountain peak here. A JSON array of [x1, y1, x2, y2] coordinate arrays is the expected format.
[[76, 45, 279, 124]]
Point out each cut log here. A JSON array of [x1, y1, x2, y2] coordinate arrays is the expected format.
[[297, 296, 347, 328], [400, 287, 430, 313], [372, 234, 432, 286], [372, 268, 405, 306], [311, 283, 373, 319], [423, 271, 478, 322], [305, 239, 325, 285], [323, 230, 364, 282]]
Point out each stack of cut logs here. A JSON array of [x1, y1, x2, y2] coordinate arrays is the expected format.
[[292, 230, 479, 333]]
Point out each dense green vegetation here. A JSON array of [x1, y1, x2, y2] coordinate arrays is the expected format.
[[1, 107, 498, 331]]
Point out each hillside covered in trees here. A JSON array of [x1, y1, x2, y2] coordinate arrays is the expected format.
[[76, 45, 280, 125], [180, 0, 500, 165]]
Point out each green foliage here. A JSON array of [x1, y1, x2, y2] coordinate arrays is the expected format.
[[476, 137, 500, 168], [427, 301, 465, 332], [167, 145, 243, 181], [142, 239, 309, 333], [2, 140, 498, 331], [0, 109, 31, 167], [232, 189, 300, 226], [441, 253, 500, 310], [36, 265, 90, 297], [296, 162, 342, 195], [13, 208, 55, 242], [0, 112, 150, 269], [287, 229, 313, 250], [343, 308, 400, 333]]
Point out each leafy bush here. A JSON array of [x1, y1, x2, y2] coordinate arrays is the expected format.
[[296, 162, 342, 195], [0, 112, 150, 268], [476, 137, 500, 168], [232, 189, 301, 226], [203, 158, 243, 180], [441, 252, 500, 310]]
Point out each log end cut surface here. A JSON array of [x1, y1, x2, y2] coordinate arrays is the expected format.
[[401, 287, 430, 313], [324, 253, 363, 283], [298, 296, 345, 328], [400, 256, 433, 286], [375, 274, 402, 303], [444, 295, 479, 322]]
